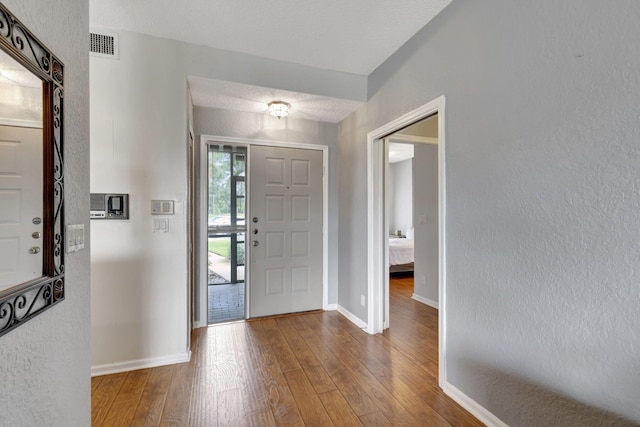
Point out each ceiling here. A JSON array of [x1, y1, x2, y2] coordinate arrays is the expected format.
[[189, 77, 365, 123], [389, 143, 414, 164], [91, 0, 452, 123], [0, 49, 43, 123], [0, 50, 41, 88]]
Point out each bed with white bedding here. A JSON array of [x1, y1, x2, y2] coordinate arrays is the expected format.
[[389, 236, 414, 273]]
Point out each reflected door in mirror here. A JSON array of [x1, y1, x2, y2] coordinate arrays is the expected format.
[[0, 47, 44, 290], [0, 125, 43, 288]]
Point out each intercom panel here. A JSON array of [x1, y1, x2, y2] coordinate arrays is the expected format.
[[90, 193, 129, 220]]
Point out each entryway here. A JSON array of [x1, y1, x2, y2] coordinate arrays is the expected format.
[[200, 137, 328, 326]]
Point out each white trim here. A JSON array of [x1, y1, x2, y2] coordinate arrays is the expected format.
[[367, 96, 446, 390], [366, 133, 384, 334], [337, 305, 368, 329], [91, 351, 191, 377], [411, 293, 439, 309], [322, 148, 329, 311], [325, 303, 338, 311], [202, 135, 329, 152], [193, 320, 207, 329], [198, 139, 208, 326], [443, 382, 509, 427], [0, 118, 42, 128], [198, 135, 330, 323], [388, 134, 438, 145], [437, 97, 447, 389], [383, 139, 390, 329]]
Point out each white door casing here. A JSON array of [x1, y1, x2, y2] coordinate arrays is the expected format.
[[367, 95, 446, 387], [249, 145, 323, 317], [0, 125, 43, 288]]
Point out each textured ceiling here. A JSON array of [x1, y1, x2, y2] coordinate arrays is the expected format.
[[0, 49, 43, 123], [90, 0, 452, 76], [188, 77, 364, 123], [0, 49, 41, 88], [92, 1, 451, 123]]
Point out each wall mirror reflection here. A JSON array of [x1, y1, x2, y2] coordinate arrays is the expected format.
[[0, 1, 65, 338], [0, 48, 44, 289]]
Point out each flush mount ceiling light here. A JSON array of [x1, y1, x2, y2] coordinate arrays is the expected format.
[[267, 101, 290, 119]]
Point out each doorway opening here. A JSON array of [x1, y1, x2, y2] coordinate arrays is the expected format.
[[198, 136, 330, 326], [367, 95, 446, 387], [386, 115, 439, 310], [206, 144, 247, 324]]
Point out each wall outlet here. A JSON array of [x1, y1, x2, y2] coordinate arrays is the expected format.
[[361, 295, 365, 307]]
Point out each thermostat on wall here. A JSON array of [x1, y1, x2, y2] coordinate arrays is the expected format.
[[151, 200, 174, 215]]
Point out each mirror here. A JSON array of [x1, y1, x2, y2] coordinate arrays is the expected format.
[[0, 1, 65, 337]]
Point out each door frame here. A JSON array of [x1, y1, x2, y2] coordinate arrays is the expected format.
[[366, 95, 446, 387], [197, 135, 329, 326]]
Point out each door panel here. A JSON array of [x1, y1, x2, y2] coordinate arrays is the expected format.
[[249, 145, 323, 317], [265, 195, 285, 222]]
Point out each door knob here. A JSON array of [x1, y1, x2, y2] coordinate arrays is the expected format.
[[29, 246, 41, 254], [252, 241, 259, 247]]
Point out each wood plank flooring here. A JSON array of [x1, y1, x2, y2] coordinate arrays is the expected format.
[[92, 276, 483, 426]]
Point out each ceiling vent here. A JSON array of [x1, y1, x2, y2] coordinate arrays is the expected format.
[[90, 30, 119, 59]]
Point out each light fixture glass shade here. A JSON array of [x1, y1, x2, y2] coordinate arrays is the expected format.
[[268, 101, 290, 118]]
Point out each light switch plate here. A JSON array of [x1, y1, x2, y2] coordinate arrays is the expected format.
[[153, 218, 169, 233], [65, 224, 85, 253]]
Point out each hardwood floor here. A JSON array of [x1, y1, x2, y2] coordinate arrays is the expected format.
[[92, 276, 483, 426]]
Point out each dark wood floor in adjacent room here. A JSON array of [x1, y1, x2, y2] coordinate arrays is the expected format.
[[91, 276, 483, 426]]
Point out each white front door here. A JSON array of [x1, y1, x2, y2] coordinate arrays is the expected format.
[[249, 145, 323, 317], [0, 125, 43, 288]]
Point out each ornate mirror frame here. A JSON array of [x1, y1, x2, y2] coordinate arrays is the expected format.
[[0, 1, 65, 337]]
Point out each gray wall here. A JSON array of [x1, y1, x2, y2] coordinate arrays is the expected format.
[[412, 144, 438, 304], [389, 159, 413, 234], [0, 0, 91, 425], [194, 107, 340, 309], [339, 0, 640, 424]]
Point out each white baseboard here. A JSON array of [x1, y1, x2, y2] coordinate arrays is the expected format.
[[91, 350, 191, 377], [443, 382, 508, 427], [412, 293, 439, 309], [193, 320, 207, 329], [337, 305, 367, 329], [324, 303, 338, 311]]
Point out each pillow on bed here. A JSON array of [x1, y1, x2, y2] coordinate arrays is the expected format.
[[405, 227, 414, 239]]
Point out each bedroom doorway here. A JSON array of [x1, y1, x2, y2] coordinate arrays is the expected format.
[[366, 95, 446, 385], [385, 116, 439, 314]]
